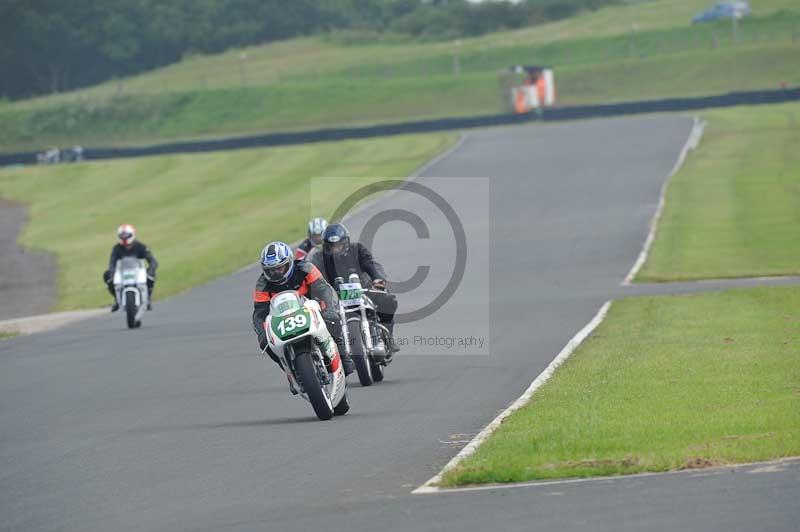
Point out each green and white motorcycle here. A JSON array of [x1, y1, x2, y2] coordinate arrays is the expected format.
[[265, 290, 349, 420], [336, 274, 392, 387]]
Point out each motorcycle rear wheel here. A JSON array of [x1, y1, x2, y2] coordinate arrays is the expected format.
[[294, 352, 334, 420]]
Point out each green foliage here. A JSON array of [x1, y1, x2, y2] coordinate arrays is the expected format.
[[0, 0, 619, 100], [2, 8, 798, 152]]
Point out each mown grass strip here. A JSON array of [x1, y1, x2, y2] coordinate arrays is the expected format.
[[441, 285, 800, 486], [0, 133, 456, 310], [639, 101, 800, 281]]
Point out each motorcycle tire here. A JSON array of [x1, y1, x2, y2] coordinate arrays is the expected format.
[[125, 294, 137, 329], [369, 356, 384, 383], [294, 351, 334, 420], [348, 320, 372, 387], [333, 393, 350, 416]]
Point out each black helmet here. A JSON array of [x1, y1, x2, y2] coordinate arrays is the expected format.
[[322, 223, 350, 257]]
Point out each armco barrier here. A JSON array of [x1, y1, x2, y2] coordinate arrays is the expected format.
[[1, 87, 798, 167]]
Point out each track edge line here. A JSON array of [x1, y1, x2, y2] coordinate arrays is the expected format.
[[622, 116, 706, 285], [412, 300, 613, 494], [414, 456, 800, 495]]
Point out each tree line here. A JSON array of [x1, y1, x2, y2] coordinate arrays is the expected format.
[[0, 0, 617, 100]]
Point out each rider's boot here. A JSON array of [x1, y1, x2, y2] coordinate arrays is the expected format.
[[110, 302, 119, 312], [271, 354, 298, 395], [334, 341, 355, 376], [341, 353, 355, 376], [318, 336, 354, 376], [384, 321, 400, 354]]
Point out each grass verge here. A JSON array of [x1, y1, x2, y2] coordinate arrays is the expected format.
[[0, 133, 456, 310], [639, 101, 800, 281], [441, 285, 800, 486]]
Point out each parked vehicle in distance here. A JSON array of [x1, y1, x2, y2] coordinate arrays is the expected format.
[[692, 1, 751, 24]]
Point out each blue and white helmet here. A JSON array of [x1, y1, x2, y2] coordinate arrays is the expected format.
[[260, 241, 295, 284], [307, 217, 328, 246]]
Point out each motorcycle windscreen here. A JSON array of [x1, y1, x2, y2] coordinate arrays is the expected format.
[[119, 257, 141, 270], [270, 291, 304, 317], [119, 257, 144, 284]]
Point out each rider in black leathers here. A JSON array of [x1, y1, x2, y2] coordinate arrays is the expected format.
[[309, 223, 398, 350], [103, 224, 158, 312]]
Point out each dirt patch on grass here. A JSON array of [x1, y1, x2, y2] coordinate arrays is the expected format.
[[683, 457, 717, 469], [543, 456, 641, 470], [0, 199, 56, 320]]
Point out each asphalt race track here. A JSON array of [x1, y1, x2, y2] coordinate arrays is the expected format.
[[2, 115, 797, 532]]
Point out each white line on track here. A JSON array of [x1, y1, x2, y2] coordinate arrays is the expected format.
[[622, 116, 706, 285], [413, 300, 612, 494], [414, 457, 800, 495], [0, 308, 108, 336], [409, 133, 469, 179]]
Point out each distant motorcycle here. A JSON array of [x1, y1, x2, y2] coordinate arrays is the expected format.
[[265, 290, 349, 420], [336, 274, 393, 387], [113, 257, 149, 329]]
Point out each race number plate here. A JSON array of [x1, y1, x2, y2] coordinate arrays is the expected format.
[[271, 309, 311, 340], [338, 282, 363, 307]]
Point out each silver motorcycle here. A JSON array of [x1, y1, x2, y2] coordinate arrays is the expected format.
[[336, 274, 393, 386], [113, 257, 149, 329]]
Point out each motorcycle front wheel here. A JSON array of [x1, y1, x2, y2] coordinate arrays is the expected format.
[[294, 351, 334, 420], [348, 320, 372, 387], [124, 294, 138, 329], [333, 392, 350, 416], [369, 356, 384, 382]]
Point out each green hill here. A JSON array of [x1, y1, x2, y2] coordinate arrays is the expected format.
[[2, 0, 798, 152]]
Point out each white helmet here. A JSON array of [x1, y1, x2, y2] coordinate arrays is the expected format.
[[117, 224, 136, 247], [307, 217, 328, 246]]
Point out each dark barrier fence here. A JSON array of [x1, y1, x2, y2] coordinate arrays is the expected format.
[[2, 87, 798, 167]]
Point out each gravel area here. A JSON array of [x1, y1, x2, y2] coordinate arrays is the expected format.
[[0, 199, 57, 320]]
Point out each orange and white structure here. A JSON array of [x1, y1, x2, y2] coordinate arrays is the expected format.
[[509, 65, 556, 114]]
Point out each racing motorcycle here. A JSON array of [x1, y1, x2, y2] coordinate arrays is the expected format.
[[265, 290, 349, 420], [113, 257, 149, 329], [336, 274, 393, 387]]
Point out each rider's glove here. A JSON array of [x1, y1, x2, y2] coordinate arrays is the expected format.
[[372, 278, 386, 290], [102, 270, 112, 284]]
